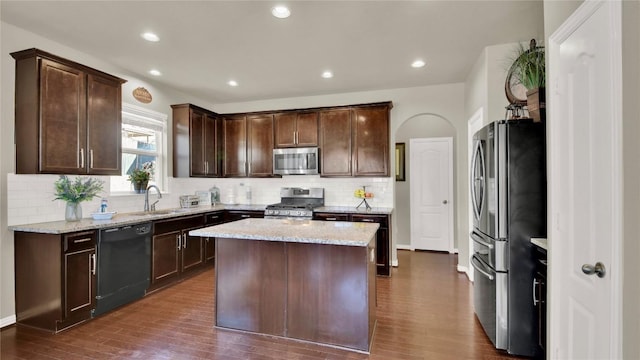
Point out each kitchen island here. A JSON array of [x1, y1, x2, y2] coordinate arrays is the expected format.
[[190, 218, 378, 353]]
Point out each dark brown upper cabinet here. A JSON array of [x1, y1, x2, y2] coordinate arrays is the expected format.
[[274, 111, 318, 148], [319, 102, 392, 177], [11, 48, 126, 175], [171, 104, 222, 178], [222, 113, 275, 177]]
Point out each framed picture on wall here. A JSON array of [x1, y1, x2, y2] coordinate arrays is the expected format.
[[395, 143, 405, 181]]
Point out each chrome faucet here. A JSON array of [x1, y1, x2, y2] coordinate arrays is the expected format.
[[144, 185, 162, 212]]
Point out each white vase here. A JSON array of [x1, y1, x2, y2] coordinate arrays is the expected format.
[[65, 202, 82, 222]]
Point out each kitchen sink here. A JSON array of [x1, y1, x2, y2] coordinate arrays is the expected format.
[[128, 209, 191, 216]]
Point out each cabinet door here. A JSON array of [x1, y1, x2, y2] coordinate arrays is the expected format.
[[86, 74, 122, 175], [181, 230, 204, 273], [274, 113, 297, 148], [295, 112, 319, 147], [151, 231, 181, 285], [313, 212, 350, 222], [190, 109, 207, 176], [352, 105, 389, 176], [247, 114, 274, 176], [223, 115, 247, 177], [204, 115, 221, 176], [39, 59, 87, 174], [63, 231, 96, 320], [319, 109, 352, 176]]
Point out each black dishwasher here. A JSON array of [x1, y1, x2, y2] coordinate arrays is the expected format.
[[93, 222, 152, 317]]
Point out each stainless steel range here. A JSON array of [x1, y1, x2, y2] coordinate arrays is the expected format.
[[264, 187, 324, 219]]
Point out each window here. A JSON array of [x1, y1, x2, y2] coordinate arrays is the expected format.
[[110, 103, 168, 193]]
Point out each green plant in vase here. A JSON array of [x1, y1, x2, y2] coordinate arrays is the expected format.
[[54, 175, 104, 221], [128, 161, 154, 193]]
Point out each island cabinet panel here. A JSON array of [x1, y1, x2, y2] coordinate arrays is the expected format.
[[319, 108, 352, 176], [286, 243, 371, 351], [215, 238, 286, 336], [223, 114, 248, 177], [14, 230, 97, 333], [11, 48, 125, 175]]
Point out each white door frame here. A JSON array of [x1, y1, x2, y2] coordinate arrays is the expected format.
[[465, 108, 483, 282], [409, 137, 454, 253], [548, 0, 623, 358]]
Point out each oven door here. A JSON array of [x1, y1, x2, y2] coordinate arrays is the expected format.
[[471, 254, 508, 350]]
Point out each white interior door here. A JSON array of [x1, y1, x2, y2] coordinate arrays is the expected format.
[[549, 1, 622, 359], [410, 137, 453, 252]]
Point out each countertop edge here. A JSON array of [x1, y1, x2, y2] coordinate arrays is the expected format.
[[531, 237, 548, 250]]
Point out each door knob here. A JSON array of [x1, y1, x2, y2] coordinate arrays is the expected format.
[[443, 200, 448, 204], [582, 262, 606, 278]]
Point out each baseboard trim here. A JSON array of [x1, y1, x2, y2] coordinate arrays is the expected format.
[[0, 315, 16, 328], [391, 259, 399, 267], [396, 244, 414, 251]]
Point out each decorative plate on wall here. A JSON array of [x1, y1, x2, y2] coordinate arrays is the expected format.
[[133, 87, 152, 104]]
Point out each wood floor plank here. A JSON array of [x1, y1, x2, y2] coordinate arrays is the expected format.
[[1, 250, 527, 359]]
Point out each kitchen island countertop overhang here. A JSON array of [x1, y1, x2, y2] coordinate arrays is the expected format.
[[191, 218, 379, 353]]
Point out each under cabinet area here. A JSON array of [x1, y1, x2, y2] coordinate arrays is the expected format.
[[11, 48, 126, 175], [14, 230, 97, 333], [172, 104, 222, 178], [313, 212, 391, 276]]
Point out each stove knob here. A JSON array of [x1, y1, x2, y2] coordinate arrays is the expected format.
[[273, 210, 279, 215]]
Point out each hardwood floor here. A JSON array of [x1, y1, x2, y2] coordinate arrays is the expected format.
[[1, 250, 527, 359]]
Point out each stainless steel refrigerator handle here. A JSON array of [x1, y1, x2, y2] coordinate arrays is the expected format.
[[471, 255, 495, 281], [471, 231, 494, 249], [470, 140, 483, 221]]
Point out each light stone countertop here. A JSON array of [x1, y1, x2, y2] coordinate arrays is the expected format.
[[8, 204, 266, 234], [190, 218, 379, 247], [314, 206, 393, 215], [531, 237, 548, 250]]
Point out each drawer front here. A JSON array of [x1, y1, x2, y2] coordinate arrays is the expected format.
[[313, 212, 349, 222], [154, 215, 204, 235], [351, 214, 388, 228], [64, 231, 96, 252], [205, 211, 225, 225]]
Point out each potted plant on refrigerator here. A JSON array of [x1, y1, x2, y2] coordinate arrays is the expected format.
[[509, 39, 546, 122]]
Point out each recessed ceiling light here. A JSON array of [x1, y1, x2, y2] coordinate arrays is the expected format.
[[141, 32, 160, 42], [322, 71, 333, 79], [149, 69, 161, 76], [411, 59, 426, 68], [228, 80, 238, 87], [272, 5, 291, 19]]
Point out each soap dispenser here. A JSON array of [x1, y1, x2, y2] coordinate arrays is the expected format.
[[209, 185, 220, 205]]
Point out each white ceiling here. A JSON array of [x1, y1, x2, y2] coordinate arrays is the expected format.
[[1, 1, 544, 104]]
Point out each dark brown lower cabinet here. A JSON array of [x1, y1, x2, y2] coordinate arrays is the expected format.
[[203, 211, 225, 264], [314, 212, 391, 276], [149, 215, 206, 291], [14, 230, 96, 333]]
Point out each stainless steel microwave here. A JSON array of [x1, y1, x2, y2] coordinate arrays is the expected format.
[[273, 147, 319, 175]]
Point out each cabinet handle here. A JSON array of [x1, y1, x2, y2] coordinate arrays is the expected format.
[[326, 217, 337, 221], [79, 148, 84, 168], [183, 234, 187, 249], [361, 219, 375, 222], [176, 235, 181, 250], [73, 237, 92, 244], [91, 253, 96, 275], [533, 278, 540, 306], [241, 214, 250, 218], [294, 131, 298, 144], [90, 149, 94, 169], [209, 215, 219, 220]]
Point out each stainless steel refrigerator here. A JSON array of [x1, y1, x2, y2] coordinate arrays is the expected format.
[[470, 119, 546, 357]]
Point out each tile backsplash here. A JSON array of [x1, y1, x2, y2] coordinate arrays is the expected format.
[[7, 174, 393, 226]]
